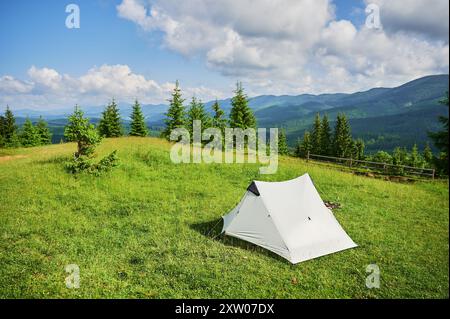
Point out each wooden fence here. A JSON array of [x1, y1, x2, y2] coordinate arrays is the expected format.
[[306, 152, 435, 180]]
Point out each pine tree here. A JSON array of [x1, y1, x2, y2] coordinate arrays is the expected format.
[[162, 80, 186, 140], [320, 114, 332, 156], [98, 99, 123, 138], [333, 114, 352, 158], [423, 142, 433, 166], [64, 106, 101, 158], [298, 131, 312, 158], [186, 96, 211, 137], [3, 106, 18, 147], [211, 99, 227, 134], [278, 129, 289, 155], [20, 118, 40, 147], [409, 144, 423, 168], [392, 147, 408, 175], [428, 92, 449, 174], [35, 116, 52, 145], [311, 113, 322, 155], [294, 138, 301, 157], [354, 139, 365, 160], [0, 115, 5, 147], [229, 82, 256, 129], [392, 147, 408, 165], [129, 100, 148, 137]]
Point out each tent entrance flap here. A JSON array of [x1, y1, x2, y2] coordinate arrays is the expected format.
[[221, 173, 357, 264], [246, 181, 260, 196]]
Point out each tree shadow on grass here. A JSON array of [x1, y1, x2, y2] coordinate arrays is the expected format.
[[190, 218, 289, 265]]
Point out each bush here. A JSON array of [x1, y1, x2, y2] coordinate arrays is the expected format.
[[65, 151, 119, 176]]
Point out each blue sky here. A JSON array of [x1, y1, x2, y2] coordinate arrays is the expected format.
[[0, 0, 448, 110]]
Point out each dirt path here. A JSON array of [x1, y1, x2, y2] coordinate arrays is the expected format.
[[0, 155, 27, 163]]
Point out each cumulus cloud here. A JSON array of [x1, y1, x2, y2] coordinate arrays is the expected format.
[[117, 0, 449, 95], [0, 64, 225, 109]]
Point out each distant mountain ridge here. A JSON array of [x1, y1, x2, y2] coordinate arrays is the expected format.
[[11, 74, 449, 153]]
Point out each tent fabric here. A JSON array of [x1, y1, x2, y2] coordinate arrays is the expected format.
[[221, 173, 357, 264]]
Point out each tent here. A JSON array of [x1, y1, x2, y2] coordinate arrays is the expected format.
[[221, 173, 357, 264]]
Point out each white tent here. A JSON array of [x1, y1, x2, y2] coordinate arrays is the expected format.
[[221, 173, 357, 264]]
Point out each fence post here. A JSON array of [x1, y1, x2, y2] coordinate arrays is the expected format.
[[349, 156, 353, 168], [306, 151, 310, 162], [432, 169, 435, 180]]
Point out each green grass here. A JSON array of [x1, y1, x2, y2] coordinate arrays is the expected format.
[[0, 137, 448, 298]]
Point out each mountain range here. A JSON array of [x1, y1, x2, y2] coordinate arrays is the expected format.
[[12, 74, 449, 153]]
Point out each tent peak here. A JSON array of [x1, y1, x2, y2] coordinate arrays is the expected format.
[[246, 181, 260, 196]]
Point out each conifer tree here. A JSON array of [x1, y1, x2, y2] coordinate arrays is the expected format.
[[320, 114, 332, 156], [3, 106, 18, 146], [229, 82, 256, 129], [311, 113, 322, 155], [0, 115, 5, 147], [294, 138, 302, 157], [162, 80, 186, 140], [35, 116, 52, 145], [428, 92, 449, 174], [64, 106, 101, 158], [354, 138, 365, 160], [98, 99, 123, 137], [129, 99, 148, 137], [392, 147, 408, 166], [409, 144, 423, 168], [298, 131, 312, 158], [423, 142, 433, 166], [186, 96, 211, 137], [211, 99, 227, 134], [278, 129, 289, 155], [20, 118, 40, 147], [333, 114, 353, 158]]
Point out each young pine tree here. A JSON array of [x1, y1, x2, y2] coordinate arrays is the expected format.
[[3, 106, 19, 147], [229, 82, 256, 129], [211, 99, 227, 134], [311, 113, 322, 155], [409, 144, 423, 168], [186, 96, 211, 137], [320, 114, 332, 156], [64, 106, 101, 158], [278, 129, 289, 155], [35, 116, 52, 145], [129, 100, 148, 137], [353, 138, 365, 160], [98, 99, 123, 138], [423, 142, 433, 166], [20, 118, 40, 147], [0, 115, 5, 147], [162, 80, 186, 140], [333, 114, 353, 158], [298, 131, 312, 158]]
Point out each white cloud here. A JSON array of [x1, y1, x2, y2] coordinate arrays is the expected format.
[[0, 76, 33, 94], [0, 64, 225, 109], [117, 0, 449, 95]]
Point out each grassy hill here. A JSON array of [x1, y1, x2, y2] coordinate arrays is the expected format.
[[0, 137, 448, 298]]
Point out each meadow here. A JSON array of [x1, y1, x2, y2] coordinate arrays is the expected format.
[[0, 137, 448, 298]]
